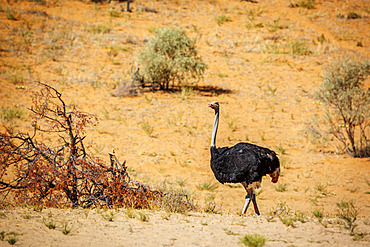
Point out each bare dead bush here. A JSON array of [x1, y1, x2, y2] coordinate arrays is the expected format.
[[0, 82, 160, 208]]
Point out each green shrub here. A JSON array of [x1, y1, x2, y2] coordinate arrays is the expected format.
[[139, 27, 207, 90], [240, 233, 267, 247], [313, 59, 370, 157]]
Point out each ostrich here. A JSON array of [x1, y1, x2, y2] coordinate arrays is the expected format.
[[209, 101, 280, 215]]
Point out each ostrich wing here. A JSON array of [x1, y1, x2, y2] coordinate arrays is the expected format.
[[210, 142, 279, 184]]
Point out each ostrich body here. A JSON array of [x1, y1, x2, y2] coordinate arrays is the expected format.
[[209, 101, 280, 215]]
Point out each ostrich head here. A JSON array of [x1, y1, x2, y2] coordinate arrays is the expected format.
[[209, 101, 219, 111]]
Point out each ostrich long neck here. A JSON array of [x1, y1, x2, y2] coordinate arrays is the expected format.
[[211, 109, 219, 147]]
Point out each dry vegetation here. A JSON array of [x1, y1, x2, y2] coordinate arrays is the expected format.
[[0, 0, 369, 246]]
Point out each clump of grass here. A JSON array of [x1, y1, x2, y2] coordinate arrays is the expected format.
[[61, 222, 72, 235], [109, 11, 124, 18], [269, 202, 307, 227], [42, 217, 57, 229], [90, 25, 111, 34], [245, 7, 264, 21], [5, 7, 20, 20], [274, 183, 288, 192], [267, 19, 289, 32], [181, 85, 193, 100], [0, 105, 25, 121], [313, 209, 324, 222], [33, 204, 43, 212], [6, 233, 18, 245], [276, 144, 286, 155], [317, 34, 326, 44], [141, 120, 154, 137], [196, 180, 219, 191], [217, 73, 228, 78], [228, 118, 238, 132], [126, 208, 136, 218], [347, 11, 361, 19], [289, 39, 311, 55], [298, 0, 315, 9], [315, 182, 328, 196], [7, 72, 25, 84], [23, 213, 31, 219], [0, 231, 5, 241], [240, 233, 267, 247], [215, 15, 232, 25], [204, 193, 217, 213], [337, 200, 358, 236], [152, 180, 195, 213], [137, 211, 149, 222], [224, 228, 238, 235], [112, 81, 141, 97], [101, 211, 115, 221]]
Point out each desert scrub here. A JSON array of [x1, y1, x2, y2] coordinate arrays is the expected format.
[[308, 58, 369, 157], [203, 193, 217, 213], [269, 202, 307, 226], [138, 27, 207, 90], [337, 200, 358, 236], [240, 233, 267, 247], [152, 180, 195, 213]]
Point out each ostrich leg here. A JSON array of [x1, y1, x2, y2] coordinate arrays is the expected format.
[[251, 192, 260, 215], [241, 192, 251, 214], [242, 189, 260, 215]]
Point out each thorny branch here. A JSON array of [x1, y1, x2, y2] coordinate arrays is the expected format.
[[0, 82, 163, 208]]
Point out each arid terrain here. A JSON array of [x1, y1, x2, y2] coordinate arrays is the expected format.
[[0, 0, 369, 246]]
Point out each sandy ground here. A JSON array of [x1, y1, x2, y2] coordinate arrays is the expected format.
[[1, 207, 369, 246], [0, 0, 369, 246]]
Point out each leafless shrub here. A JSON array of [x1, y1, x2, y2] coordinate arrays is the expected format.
[[0, 82, 160, 208]]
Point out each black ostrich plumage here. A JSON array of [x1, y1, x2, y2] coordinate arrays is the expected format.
[[210, 142, 280, 185]]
